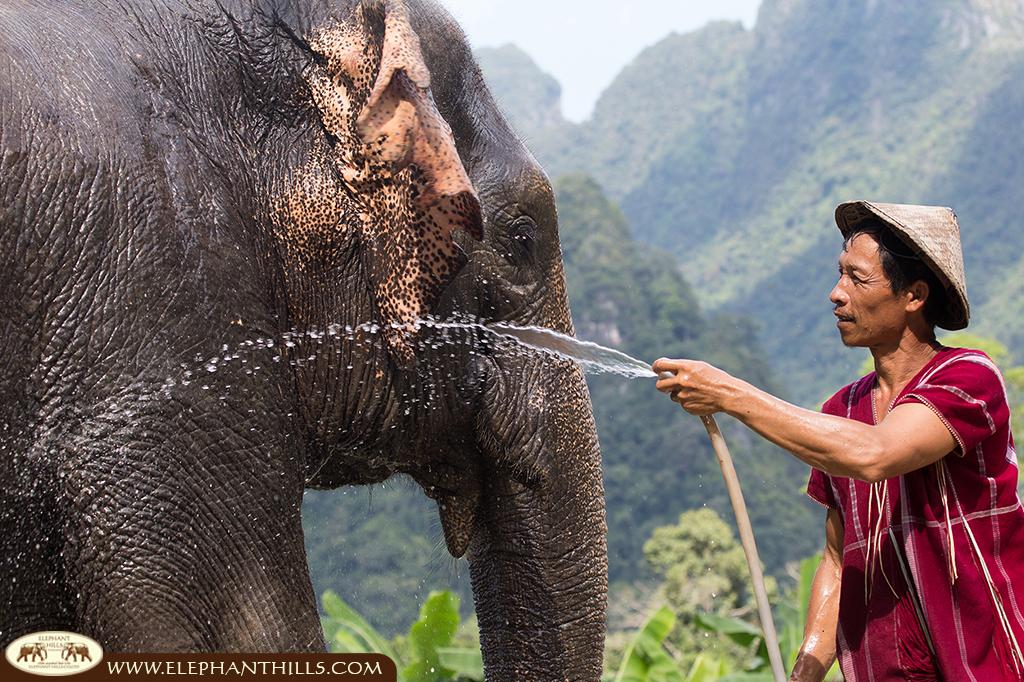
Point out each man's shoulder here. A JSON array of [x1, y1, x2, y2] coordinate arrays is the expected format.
[[898, 347, 1012, 454], [917, 346, 1005, 390]]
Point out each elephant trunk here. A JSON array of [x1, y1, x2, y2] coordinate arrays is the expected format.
[[468, 361, 608, 680]]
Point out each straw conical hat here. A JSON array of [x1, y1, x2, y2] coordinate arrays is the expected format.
[[835, 201, 969, 330]]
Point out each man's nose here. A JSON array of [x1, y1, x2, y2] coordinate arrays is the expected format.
[[829, 280, 847, 306]]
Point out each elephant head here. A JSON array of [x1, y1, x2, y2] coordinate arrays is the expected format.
[[271, 0, 608, 677]]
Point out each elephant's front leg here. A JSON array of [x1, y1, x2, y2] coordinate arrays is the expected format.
[[58, 382, 323, 652]]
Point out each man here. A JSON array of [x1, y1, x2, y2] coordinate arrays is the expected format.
[[654, 201, 1024, 680]]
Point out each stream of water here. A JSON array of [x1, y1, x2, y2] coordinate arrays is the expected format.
[[419, 320, 657, 379]]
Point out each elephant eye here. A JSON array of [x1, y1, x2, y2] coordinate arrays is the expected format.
[[505, 215, 537, 262], [510, 216, 536, 243]]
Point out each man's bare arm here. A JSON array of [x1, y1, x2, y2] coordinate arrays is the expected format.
[[653, 359, 956, 482], [790, 508, 843, 681], [724, 380, 955, 481]]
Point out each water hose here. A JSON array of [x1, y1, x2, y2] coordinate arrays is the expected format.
[[661, 373, 787, 682]]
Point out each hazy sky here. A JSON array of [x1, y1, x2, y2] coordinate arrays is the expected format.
[[439, 1, 763, 122]]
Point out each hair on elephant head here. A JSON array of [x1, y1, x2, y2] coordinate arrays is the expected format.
[[0, 0, 607, 679]]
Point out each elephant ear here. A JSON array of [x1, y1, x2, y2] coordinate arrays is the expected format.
[[306, 0, 482, 362]]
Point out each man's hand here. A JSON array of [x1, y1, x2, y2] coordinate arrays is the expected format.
[[790, 508, 843, 681], [652, 358, 741, 417]]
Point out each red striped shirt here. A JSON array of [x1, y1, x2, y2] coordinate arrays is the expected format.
[[807, 346, 1024, 680]]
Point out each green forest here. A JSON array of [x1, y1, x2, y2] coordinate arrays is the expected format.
[[302, 0, 1024, 677]]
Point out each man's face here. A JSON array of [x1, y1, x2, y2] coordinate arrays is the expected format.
[[829, 232, 911, 348]]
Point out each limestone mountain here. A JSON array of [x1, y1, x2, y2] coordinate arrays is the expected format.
[[478, 0, 1024, 403], [474, 44, 566, 138]]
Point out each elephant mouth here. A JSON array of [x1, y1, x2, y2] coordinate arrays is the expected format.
[[437, 490, 480, 559], [411, 464, 484, 560], [415, 351, 550, 560]]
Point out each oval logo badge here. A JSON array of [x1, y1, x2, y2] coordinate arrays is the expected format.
[[5, 632, 103, 676]]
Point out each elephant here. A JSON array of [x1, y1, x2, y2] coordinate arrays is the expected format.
[[62, 643, 92, 662], [17, 643, 46, 662], [0, 0, 608, 679]]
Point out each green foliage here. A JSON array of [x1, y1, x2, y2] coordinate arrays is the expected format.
[[321, 590, 401, 662], [604, 548, 842, 681], [693, 613, 762, 650], [435, 649, 485, 681], [684, 553, 839, 681], [303, 481, 474, 637], [1009, 364, 1024, 437], [644, 509, 751, 616], [782, 554, 822, 668], [611, 607, 686, 682], [317, 535, 837, 682], [940, 333, 1012, 365], [681, 654, 730, 682], [636, 509, 766, 672], [403, 592, 463, 681], [322, 590, 484, 682]]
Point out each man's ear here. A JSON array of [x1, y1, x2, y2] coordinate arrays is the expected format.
[[303, 0, 482, 362], [905, 279, 930, 314]]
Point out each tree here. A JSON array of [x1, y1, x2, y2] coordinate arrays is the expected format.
[[640, 509, 768, 670]]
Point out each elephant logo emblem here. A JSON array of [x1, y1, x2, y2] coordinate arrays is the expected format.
[[16, 642, 47, 662], [5, 631, 103, 676], [61, 642, 92, 662]]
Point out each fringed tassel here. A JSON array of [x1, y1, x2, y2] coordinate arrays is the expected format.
[[936, 459, 958, 583], [939, 460, 1024, 675], [962, 515, 1024, 675], [865, 480, 898, 604]]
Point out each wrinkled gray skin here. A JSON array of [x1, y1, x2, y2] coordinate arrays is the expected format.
[[0, 0, 607, 678]]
